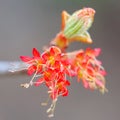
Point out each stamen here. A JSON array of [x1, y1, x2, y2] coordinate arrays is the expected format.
[[20, 67, 39, 88], [35, 74, 43, 78], [29, 69, 38, 85], [41, 96, 50, 106], [46, 99, 57, 117], [41, 102, 48, 106], [20, 83, 30, 88], [48, 114, 54, 118]]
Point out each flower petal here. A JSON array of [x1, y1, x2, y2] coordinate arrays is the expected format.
[[20, 56, 32, 62], [94, 48, 101, 56], [33, 48, 40, 57], [41, 52, 49, 61], [62, 87, 69, 96], [34, 78, 44, 86], [27, 65, 36, 75], [50, 46, 61, 55]]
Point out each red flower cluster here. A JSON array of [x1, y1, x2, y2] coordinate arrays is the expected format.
[[20, 47, 71, 98], [16, 7, 107, 118], [20, 46, 107, 117], [70, 48, 107, 93]]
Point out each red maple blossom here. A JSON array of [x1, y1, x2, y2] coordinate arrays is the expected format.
[[20, 48, 44, 75], [17, 7, 107, 118]]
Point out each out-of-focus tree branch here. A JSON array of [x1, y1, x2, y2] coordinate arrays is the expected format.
[[0, 61, 28, 75]]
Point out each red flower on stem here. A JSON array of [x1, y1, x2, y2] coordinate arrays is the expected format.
[[71, 48, 107, 93], [16, 7, 108, 118], [20, 48, 44, 75], [41, 46, 62, 67], [18, 46, 107, 117]]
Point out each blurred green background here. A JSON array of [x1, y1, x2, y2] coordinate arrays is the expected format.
[[0, 0, 120, 120]]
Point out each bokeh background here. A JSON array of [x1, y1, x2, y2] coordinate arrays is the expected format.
[[0, 0, 120, 120]]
